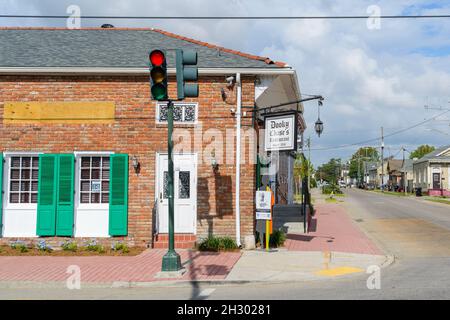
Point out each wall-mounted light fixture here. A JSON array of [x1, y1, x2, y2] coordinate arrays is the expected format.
[[131, 155, 140, 174], [315, 99, 324, 137]]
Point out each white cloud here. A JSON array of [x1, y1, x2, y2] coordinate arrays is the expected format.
[[2, 0, 450, 165]]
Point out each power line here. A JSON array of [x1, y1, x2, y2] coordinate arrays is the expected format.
[[1, 14, 450, 20], [309, 110, 450, 152]]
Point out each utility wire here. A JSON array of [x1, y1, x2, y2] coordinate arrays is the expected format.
[[1, 14, 450, 20], [309, 110, 450, 152]]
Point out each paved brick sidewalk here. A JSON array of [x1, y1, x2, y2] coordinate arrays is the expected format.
[[285, 203, 382, 255], [0, 249, 241, 283]]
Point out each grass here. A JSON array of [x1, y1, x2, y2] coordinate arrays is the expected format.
[[325, 198, 338, 203], [425, 198, 450, 205], [371, 190, 412, 197]]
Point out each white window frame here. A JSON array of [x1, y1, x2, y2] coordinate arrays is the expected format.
[[155, 102, 198, 124], [3, 152, 42, 210], [74, 151, 114, 210]]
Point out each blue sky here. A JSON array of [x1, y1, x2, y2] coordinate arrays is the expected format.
[[1, 0, 450, 166]]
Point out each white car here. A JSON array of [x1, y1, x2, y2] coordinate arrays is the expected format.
[[338, 181, 347, 188]]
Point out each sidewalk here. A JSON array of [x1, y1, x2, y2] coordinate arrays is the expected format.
[[0, 194, 390, 287], [0, 250, 241, 284], [285, 202, 382, 255]]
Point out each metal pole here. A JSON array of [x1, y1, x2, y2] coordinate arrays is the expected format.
[[307, 137, 311, 190], [403, 147, 407, 195], [235, 73, 242, 247], [162, 100, 181, 272], [381, 127, 384, 192]]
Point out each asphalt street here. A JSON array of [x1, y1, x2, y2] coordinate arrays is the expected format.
[[1, 189, 449, 300]]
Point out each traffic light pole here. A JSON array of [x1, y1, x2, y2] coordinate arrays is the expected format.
[[162, 99, 182, 272]]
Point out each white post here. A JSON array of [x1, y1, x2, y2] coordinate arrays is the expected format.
[[235, 73, 242, 247]]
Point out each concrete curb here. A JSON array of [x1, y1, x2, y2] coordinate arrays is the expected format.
[[0, 252, 395, 289]]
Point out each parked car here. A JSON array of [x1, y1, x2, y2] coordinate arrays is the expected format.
[[338, 181, 347, 188]]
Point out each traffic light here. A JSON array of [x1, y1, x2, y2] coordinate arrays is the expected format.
[[149, 49, 168, 101], [175, 49, 198, 100]]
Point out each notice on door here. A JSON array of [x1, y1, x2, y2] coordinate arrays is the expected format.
[[264, 113, 296, 151]]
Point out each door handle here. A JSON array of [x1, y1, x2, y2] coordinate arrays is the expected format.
[[159, 192, 163, 203]]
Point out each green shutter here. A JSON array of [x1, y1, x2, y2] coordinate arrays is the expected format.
[[56, 154, 75, 236], [37, 154, 57, 236], [109, 154, 128, 236], [0, 153, 3, 236]]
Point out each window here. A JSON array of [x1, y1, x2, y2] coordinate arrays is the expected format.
[[79, 156, 110, 204], [157, 102, 197, 123], [179, 171, 190, 199], [9, 156, 39, 204]]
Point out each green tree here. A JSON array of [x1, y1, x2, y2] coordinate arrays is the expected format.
[[293, 153, 314, 193], [349, 147, 379, 180], [409, 144, 435, 159], [316, 158, 341, 184]]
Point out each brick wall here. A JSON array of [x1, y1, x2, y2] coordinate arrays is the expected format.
[[0, 75, 256, 247]]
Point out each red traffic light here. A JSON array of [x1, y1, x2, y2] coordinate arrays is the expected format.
[[150, 50, 165, 67]]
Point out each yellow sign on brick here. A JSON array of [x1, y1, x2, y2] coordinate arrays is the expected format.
[[3, 101, 115, 124]]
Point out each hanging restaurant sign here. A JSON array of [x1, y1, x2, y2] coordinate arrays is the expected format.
[[264, 112, 297, 151]]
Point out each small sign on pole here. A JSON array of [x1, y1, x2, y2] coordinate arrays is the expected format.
[[255, 190, 272, 212], [255, 189, 274, 252], [256, 211, 271, 220]]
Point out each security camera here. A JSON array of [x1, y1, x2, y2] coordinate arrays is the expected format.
[[226, 76, 235, 83]]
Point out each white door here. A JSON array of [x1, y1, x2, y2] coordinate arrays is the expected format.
[[157, 153, 197, 233]]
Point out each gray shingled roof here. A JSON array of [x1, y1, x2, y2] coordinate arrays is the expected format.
[[415, 145, 450, 162], [0, 28, 282, 69]]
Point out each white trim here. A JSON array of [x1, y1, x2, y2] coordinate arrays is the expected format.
[[3, 153, 41, 209], [2, 152, 40, 237], [436, 147, 450, 157], [74, 151, 114, 156], [2, 151, 43, 156], [74, 152, 112, 237], [75, 153, 112, 210], [0, 67, 295, 76], [155, 102, 198, 125]]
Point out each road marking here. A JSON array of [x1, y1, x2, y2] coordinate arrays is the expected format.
[[315, 266, 364, 277], [198, 288, 216, 298]]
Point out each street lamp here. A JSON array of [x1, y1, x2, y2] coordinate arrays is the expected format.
[[315, 118, 324, 137], [315, 100, 324, 137]]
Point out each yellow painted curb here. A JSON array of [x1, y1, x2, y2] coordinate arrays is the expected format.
[[315, 266, 364, 277]]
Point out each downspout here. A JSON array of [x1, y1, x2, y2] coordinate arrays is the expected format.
[[235, 73, 242, 247]]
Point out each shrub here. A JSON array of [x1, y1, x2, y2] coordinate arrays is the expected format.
[[198, 236, 238, 252], [10, 240, 29, 253], [255, 230, 286, 248], [322, 184, 342, 195], [36, 240, 53, 252], [84, 239, 105, 253], [61, 240, 78, 252], [111, 241, 129, 253], [269, 230, 286, 248]]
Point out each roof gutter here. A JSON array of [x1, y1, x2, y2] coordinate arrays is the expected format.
[[0, 67, 295, 76]]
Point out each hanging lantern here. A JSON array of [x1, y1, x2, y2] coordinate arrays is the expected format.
[[315, 99, 324, 137], [315, 118, 324, 137]]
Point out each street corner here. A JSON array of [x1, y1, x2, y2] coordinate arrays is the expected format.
[[311, 251, 391, 279], [223, 249, 390, 283]]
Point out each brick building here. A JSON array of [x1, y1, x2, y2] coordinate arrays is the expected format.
[[0, 27, 305, 248]]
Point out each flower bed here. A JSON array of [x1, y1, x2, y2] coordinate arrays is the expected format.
[[0, 240, 145, 256]]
